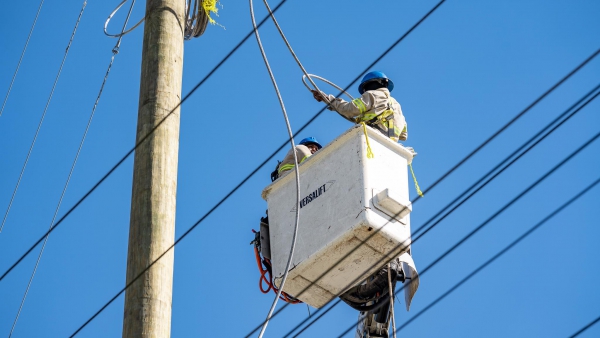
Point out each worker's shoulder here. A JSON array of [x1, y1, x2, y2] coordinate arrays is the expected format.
[[364, 88, 392, 100]]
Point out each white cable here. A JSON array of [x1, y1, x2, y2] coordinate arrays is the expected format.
[[104, 0, 144, 38], [250, 1, 302, 337], [259, 0, 357, 124]]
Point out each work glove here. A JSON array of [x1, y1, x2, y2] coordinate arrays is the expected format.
[[311, 89, 325, 102]]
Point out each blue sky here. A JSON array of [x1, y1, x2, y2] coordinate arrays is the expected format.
[[1, 0, 599, 337]]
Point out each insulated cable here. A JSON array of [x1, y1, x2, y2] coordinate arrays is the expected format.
[[0, 1, 87, 233], [285, 85, 600, 337], [0, 0, 290, 285], [0, 0, 46, 118], [268, 57, 600, 338], [7, 2, 595, 336], [258, 0, 355, 123], [1, 3, 595, 336], [249, 0, 302, 337], [7, 1, 136, 336], [64, 0, 447, 333], [329, 130, 600, 338], [184, 0, 211, 39], [569, 315, 600, 338], [392, 177, 600, 334], [104, 0, 144, 38], [105, 0, 215, 39]]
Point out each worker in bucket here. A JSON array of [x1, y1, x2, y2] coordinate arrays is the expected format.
[[311, 71, 408, 142], [271, 137, 322, 181]]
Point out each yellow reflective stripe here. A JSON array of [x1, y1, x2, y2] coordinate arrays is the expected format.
[[402, 124, 407, 132], [352, 98, 367, 114], [300, 155, 309, 163], [278, 164, 295, 173], [359, 112, 378, 121]]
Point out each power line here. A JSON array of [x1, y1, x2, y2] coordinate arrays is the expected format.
[[569, 315, 600, 338], [411, 83, 600, 241], [7, 0, 136, 336], [326, 131, 600, 337], [63, 12, 600, 338], [393, 177, 600, 333], [0, 3, 596, 336], [0, 1, 87, 233], [251, 43, 600, 338], [0, 0, 46, 117], [249, 0, 304, 336], [282, 83, 600, 338], [67, 1, 449, 336], [0, 0, 290, 284]]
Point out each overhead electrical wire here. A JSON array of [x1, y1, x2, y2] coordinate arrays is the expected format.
[[282, 86, 600, 337], [0, 4, 596, 337], [0, 0, 291, 284], [249, 0, 303, 337], [0, 0, 46, 118], [392, 177, 600, 334], [7, 0, 137, 336], [326, 130, 600, 338], [0, 1, 88, 233], [249, 52, 600, 337], [66, 1, 452, 335], [569, 315, 600, 338]]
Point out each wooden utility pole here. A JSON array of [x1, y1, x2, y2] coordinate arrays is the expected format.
[[122, 0, 184, 337]]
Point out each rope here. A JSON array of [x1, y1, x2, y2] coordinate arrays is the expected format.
[[8, 1, 134, 335], [0, 1, 87, 233], [249, 1, 303, 337], [361, 122, 375, 158], [409, 163, 424, 197], [0, 0, 45, 118]]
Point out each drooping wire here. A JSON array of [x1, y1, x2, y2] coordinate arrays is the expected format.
[[249, 0, 303, 337], [0, 0, 46, 118], [7, 1, 137, 336], [392, 177, 600, 334], [0, 0, 291, 286], [329, 131, 600, 338], [0, 1, 87, 233], [258, 0, 355, 123], [253, 44, 600, 338], [569, 315, 600, 338], [285, 85, 600, 337], [65, 1, 446, 334], [104, 0, 143, 38], [1, 3, 595, 336]]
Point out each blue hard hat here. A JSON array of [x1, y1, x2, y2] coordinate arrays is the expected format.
[[358, 71, 394, 94], [299, 137, 322, 150]]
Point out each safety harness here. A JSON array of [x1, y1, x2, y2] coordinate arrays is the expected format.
[[351, 92, 407, 142]]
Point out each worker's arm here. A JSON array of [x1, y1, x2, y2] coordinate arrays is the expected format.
[[312, 90, 375, 120], [278, 145, 312, 174]]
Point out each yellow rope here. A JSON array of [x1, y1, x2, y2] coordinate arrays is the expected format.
[[409, 163, 424, 197], [202, 0, 219, 25], [361, 122, 375, 159]]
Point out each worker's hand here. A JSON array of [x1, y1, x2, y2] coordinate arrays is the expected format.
[[311, 90, 325, 102]]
